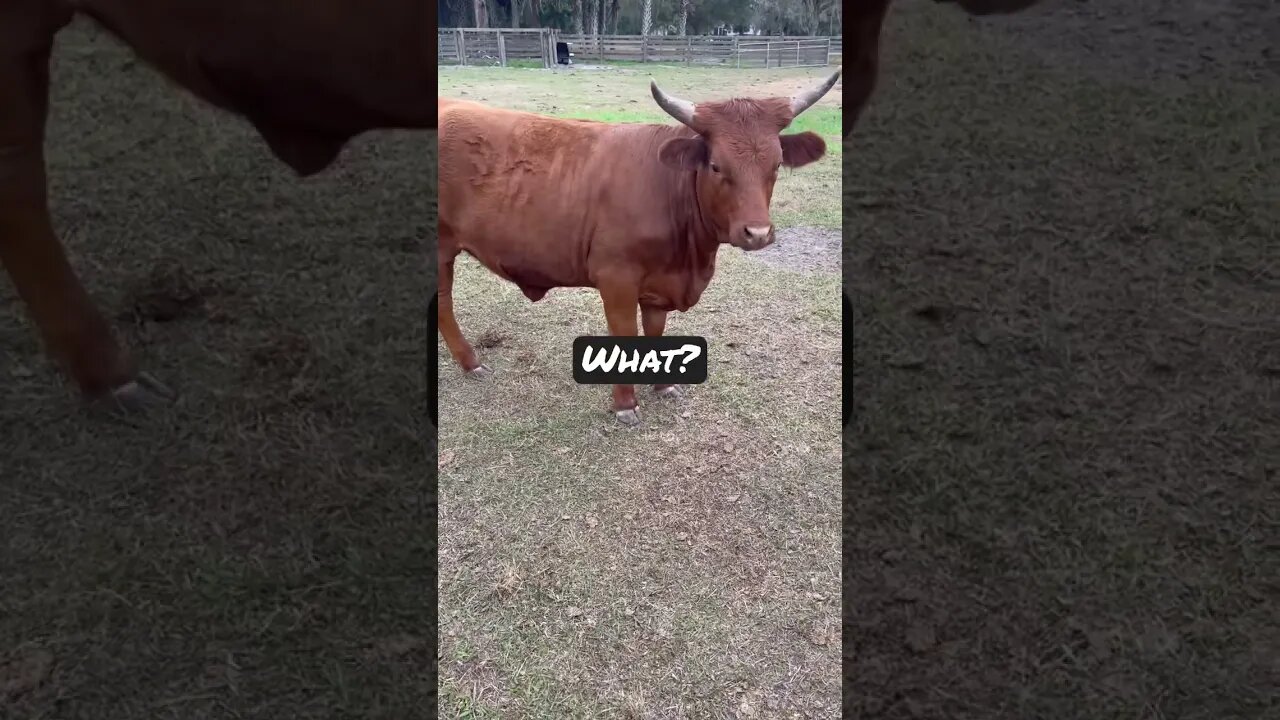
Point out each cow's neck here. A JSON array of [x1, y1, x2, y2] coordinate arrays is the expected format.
[[688, 171, 724, 257]]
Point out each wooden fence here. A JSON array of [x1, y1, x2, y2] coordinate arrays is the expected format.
[[438, 28, 556, 68], [438, 29, 841, 69], [557, 34, 841, 68]]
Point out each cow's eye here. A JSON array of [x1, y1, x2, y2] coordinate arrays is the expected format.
[[709, 162, 721, 173]]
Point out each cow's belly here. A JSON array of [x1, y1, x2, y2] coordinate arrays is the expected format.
[[640, 270, 712, 313], [442, 176, 593, 300], [459, 228, 589, 303]]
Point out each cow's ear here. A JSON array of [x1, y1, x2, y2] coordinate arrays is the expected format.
[[658, 137, 708, 170], [781, 131, 826, 168]]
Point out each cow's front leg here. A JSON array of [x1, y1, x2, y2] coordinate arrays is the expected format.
[[0, 13, 172, 412], [641, 305, 682, 400], [598, 281, 641, 425]]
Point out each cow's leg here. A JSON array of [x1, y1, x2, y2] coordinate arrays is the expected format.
[[0, 6, 172, 411], [599, 282, 641, 425], [844, 1, 891, 140], [437, 244, 490, 378], [641, 305, 682, 400]]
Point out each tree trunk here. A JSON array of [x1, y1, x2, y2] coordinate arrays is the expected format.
[[510, 0, 521, 28], [573, 0, 584, 34], [679, 0, 689, 35], [586, 0, 598, 36], [641, 0, 652, 35], [472, 0, 488, 28], [610, 0, 621, 34]]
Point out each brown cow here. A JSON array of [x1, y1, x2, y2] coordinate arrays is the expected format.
[[438, 72, 841, 425], [0, 1, 432, 411]]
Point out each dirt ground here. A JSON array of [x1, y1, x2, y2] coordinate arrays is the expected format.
[[845, 1, 1278, 718], [974, 0, 1279, 83], [437, 65, 843, 717], [1, 20, 433, 719], [752, 227, 843, 273]]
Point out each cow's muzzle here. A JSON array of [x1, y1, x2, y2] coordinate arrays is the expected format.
[[738, 224, 776, 251]]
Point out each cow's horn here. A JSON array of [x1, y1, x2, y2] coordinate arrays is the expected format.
[[650, 79, 697, 127], [790, 70, 842, 117]]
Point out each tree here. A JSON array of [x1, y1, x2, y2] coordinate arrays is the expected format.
[[679, 0, 691, 35], [473, 0, 489, 27], [750, 0, 838, 35], [573, 0, 584, 32], [641, 0, 653, 34], [602, 0, 618, 35]]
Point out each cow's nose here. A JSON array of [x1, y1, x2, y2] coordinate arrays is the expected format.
[[744, 225, 773, 247]]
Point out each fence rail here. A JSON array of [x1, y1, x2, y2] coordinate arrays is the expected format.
[[438, 28, 556, 68], [553, 33, 840, 67], [438, 29, 841, 69]]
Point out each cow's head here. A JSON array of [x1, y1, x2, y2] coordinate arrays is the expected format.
[[650, 71, 840, 251]]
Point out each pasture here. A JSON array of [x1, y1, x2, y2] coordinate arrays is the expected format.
[[435, 65, 844, 716], [1, 20, 432, 718], [847, 1, 1279, 718]]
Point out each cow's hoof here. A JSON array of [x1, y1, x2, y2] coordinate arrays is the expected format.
[[465, 364, 493, 379], [102, 372, 176, 414], [655, 385, 683, 399], [614, 408, 641, 426]]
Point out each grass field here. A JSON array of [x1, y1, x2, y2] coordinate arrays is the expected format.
[[845, 1, 1279, 718], [1, 20, 433, 719], [436, 64, 844, 717]]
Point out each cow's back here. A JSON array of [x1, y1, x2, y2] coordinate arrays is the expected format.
[[439, 101, 615, 287]]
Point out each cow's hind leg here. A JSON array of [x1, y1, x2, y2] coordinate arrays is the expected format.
[[0, 6, 173, 412], [641, 305, 682, 399], [437, 243, 490, 378]]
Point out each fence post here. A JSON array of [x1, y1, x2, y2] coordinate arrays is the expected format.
[[796, 40, 800, 67], [734, 36, 740, 68], [765, 41, 770, 69], [641, 34, 648, 63], [826, 36, 832, 66], [685, 36, 692, 66], [457, 29, 466, 66], [498, 31, 507, 67]]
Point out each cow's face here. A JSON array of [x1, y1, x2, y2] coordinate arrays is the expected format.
[[651, 73, 840, 251]]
